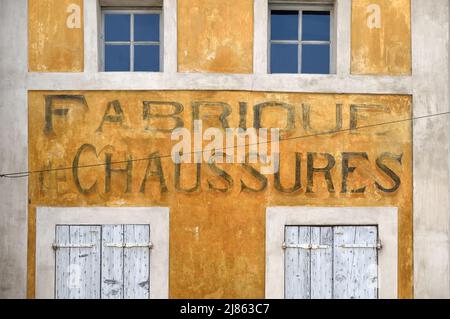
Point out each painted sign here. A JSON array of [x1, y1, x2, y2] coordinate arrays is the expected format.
[[28, 91, 413, 298]]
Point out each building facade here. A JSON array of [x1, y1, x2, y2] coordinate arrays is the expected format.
[[0, 0, 449, 299]]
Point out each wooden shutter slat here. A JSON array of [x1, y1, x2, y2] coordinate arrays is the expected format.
[[333, 226, 378, 299], [285, 226, 311, 299], [55, 226, 71, 299], [101, 225, 124, 299], [123, 225, 150, 299], [311, 227, 333, 299], [55, 225, 101, 299]]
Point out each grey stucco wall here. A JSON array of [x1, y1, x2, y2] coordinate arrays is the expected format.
[[0, 0, 28, 298], [412, 0, 450, 298]]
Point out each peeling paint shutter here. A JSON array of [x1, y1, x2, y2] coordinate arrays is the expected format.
[[55, 225, 101, 299], [101, 225, 124, 299], [284, 226, 378, 299], [333, 226, 378, 299], [55, 225, 151, 299], [123, 225, 150, 299]]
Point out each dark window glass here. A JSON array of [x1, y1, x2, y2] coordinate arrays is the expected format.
[[104, 14, 130, 41], [302, 11, 330, 41], [134, 45, 160, 71], [105, 45, 130, 71], [134, 14, 160, 42], [271, 10, 298, 40], [301, 44, 330, 74], [271, 43, 298, 73]]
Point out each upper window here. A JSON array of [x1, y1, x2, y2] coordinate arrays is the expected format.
[[102, 9, 162, 72], [269, 4, 334, 74]]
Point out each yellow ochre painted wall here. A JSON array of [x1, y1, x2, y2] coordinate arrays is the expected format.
[[351, 0, 412, 75], [27, 91, 413, 298], [177, 0, 254, 73], [27, 0, 412, 75], [28, 0, 84, 72]]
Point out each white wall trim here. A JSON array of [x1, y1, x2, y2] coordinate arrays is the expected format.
[[84, 0, 101, 72], [253, 0, 269, 74], [265, 206, 398, 299], [335, 0, 351, 76], [26, 72, 412, 94], [35, 207, 170, 299], [163, 0, 177, 73]]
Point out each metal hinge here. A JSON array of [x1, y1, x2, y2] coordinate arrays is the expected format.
[[340, 241, 382, 250], [282, 240, 382, 250], [105, 243, 153, 249], [282, 243, 330, 250], [52, 243, 95, 250]]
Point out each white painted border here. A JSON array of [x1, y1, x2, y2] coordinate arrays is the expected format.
[[26, 72, 412, 94], [163, 0, 177, 73], [253, 0, 268, 74], [35, 207, 170, 299], [265, 206, 398, 299]]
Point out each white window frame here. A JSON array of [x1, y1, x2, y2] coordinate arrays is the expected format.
[[84, 0, 177, 74], [265, 206, 398, 299], [268, 2, 335, 74], [254, 0, 350, 76], [101, 8, 164, 72], [35, 207, 169, 299]]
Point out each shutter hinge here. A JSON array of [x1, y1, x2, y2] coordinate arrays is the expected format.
[[340, 241, 382, 250], [282, 240, 382, 250], [52, 243, 95, 250], [282, 243, 330, 250], [105, 242, 153, 249]]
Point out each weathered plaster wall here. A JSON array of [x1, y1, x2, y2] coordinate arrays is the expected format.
[[28, 0, 84, 72], [351, 0, 411, 75], [27, 91, 413, 298], [177, 0, 254, 74], [412, 0, 450, 298], [0, 0, 444, 299], [0, 0, 28, 298]]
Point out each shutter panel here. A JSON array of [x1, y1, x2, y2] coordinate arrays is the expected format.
[[123, 225, 150, 299], [284, 226, 379, 299], [101, 225, 124, 299], [310, 227, 333, 299], [55, 225, 101, 299], [333, 226, 378, 299], [55, 224, 151, 299], [55, 226, 70, 299], [285, 226, 311, 299]]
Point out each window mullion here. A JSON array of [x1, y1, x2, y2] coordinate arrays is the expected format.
[[130, 13, 134, 72], [298, 9, 302, 74]]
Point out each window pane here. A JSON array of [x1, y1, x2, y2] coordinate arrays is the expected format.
[[271, 10, 299, 40], [301, 44, 330, 74], [105, 14, 131, 41], [302, 11, 330, 41], [134, 45, 160, 72], [134, 14, 160, 42], [271, 43, 298, 74], [105, 45, 130, 71]]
